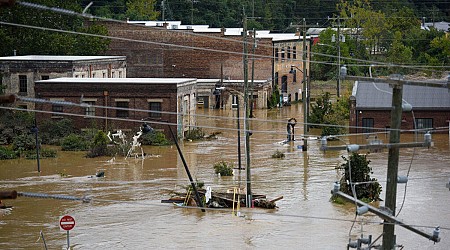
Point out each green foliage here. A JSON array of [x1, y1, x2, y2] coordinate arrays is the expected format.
[[271, 150, 285, 159], [0, 0, 109, 56], [0, 146, 18, 160], [267, 86, 280, 109], [12, 134, 36, 155], [86, 130, 109, 158], [309, 92, 349, 136], [24, 148, 57, 159], [39, 118, 77, 145], [213, 161, 234, 176], [141, 131, 171, 146], [61, 134, 90, 151], [337, 153, 382, 202], [185, 128, 205, 141], [0, 110, 34, 145], [126, 0, 159, 21]]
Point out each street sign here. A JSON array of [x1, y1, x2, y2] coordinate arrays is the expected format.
[[59, 215, 75, 231]]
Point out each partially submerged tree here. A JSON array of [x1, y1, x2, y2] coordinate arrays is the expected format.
[[336, 152, 382, 202]]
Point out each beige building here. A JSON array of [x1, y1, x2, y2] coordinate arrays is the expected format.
[[0, 55, 127, 109]]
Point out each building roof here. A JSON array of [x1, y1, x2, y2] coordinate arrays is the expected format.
[[422, 21, 449, 32], [126, 20, 309, 42], [0, 55, 126, 61], [36, 77, 196, 85], [353, 81, 450, 109]]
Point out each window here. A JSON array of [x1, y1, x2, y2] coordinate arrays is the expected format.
[[112, 72, 115, 78], [415, 118, 433, 130], [362, 118, 374, 133], [293, 71, 297, 82], [41, 75, 49, 80], [287, 46, 291, 59], [275, 48, 279, 61], [293, 46, 297, 59], [116, 101, 129, 118], [281, 49, 285, 60], [83, 101, 96, 116], [19, 75, 27, 94], [52, 104, 63, 113], [149, 102, 162, 118], [119, 71, 122, 78], [281, 75, 288, 93], [103, 72, 106, 78]]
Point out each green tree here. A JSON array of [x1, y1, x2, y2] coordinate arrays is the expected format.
[[126, 0, 159, 21], [0, 0, 110, 56], [336, 153, 382, 202], [387, 31, 413, 71]]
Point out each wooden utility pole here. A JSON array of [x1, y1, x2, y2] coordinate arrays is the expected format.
[[302, 18, 308, 151], [382, 81, 403, 249], [242, 9, 252, 207]]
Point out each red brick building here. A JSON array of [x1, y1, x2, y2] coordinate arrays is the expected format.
[[35, 78, 197, 139], [101, 21, 310, 105], [349, 81, 450, 134]]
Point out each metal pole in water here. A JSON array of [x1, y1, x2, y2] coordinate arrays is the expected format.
[[67, 231, 70, 249]]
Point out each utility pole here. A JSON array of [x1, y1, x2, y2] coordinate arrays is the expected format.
[[302, 18, 308, 151], [336, 16, 341, 98], [382, 80, 403, 249], [250, 28, 256, 118], [242, 9, 252, 207]]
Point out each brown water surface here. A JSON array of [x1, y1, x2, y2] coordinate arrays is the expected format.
[[1, 104, 449, 249]]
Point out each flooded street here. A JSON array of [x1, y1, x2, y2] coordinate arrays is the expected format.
[[1, 103, 449, 249]]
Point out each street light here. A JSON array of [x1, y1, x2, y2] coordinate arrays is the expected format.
[[289, 65, 308, 151]]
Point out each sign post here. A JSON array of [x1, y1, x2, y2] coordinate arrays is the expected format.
[[60, 215, 75, 249]]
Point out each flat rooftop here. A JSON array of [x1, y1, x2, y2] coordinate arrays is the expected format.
[[36, 77, 197, 84], [0, 55, 126, 61]]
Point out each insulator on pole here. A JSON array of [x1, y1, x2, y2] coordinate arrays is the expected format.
[[333, 181, 340, 194], [397, 176, 408, 184], [346, 144, 360, 152], [320, 136, 327, 150], [432, 226, 440, 240], [356, 205, 369, 215], [402, 103, 412, 112]]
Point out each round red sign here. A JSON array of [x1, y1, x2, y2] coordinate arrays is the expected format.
[[59, 215, 76, 231]]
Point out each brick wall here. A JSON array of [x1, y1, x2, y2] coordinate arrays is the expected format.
[[350, 107, 450, 134], [35, 81, 179, 139], [101, 21, 273, 80]]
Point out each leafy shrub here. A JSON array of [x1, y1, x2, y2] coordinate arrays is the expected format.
[[86, 130, 109, 158], [0, 146, 18, 160], [12, 133, 36, 155], [336, 153, 382, 202], [185, 128, 205, 141], [141, 131, 171, 146], [39, 118, 77, 145], [271, 150, 285, 159], [61, 134, 90, 151], [0, 110, 34, 145], [24, 148, 57, 159], [213, 161, 234, 176]]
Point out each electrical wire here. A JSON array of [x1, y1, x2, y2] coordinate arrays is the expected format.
[[4, 2, 449, 74]]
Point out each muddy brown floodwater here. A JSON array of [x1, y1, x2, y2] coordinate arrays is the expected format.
[[1, 103, 449, 249]]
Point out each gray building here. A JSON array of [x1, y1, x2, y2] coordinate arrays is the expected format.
[[0, 55, 127, 109]]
